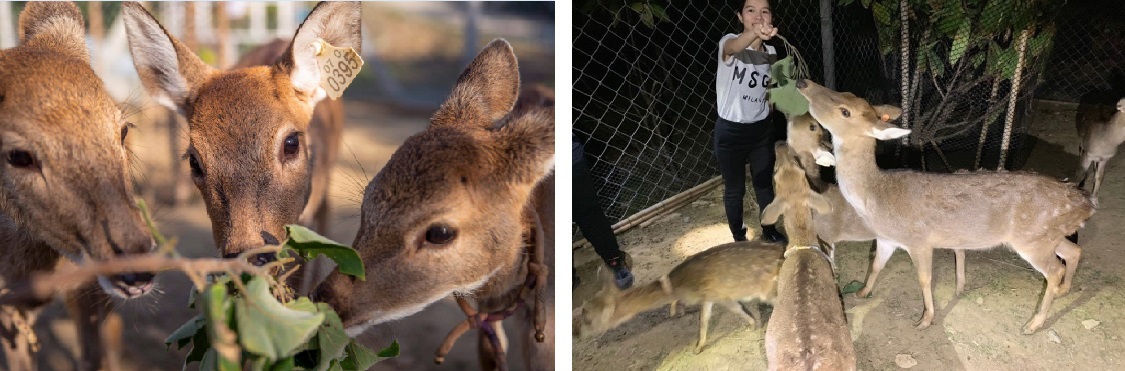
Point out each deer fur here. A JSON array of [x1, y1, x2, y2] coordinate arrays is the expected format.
[[785, 114, 969, 295], [313, 39, 555, 369], [762, 142, 856, 370], [575, 240, 783, 354], [1075, 98, 1125, 205], [796, 79, 1093, 334], [122, 2, 353, 281], [0, 2, 158, 369]]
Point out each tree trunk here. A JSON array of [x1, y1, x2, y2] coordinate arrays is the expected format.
[[898, 0, 912, 146], [820, 0, 836, 89], [997, 27, 1031, 170]]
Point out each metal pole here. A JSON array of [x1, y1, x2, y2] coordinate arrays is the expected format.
[[820, 0, 835, 90]]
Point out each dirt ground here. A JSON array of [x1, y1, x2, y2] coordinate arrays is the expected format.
[[572, 100, 1125, 370]]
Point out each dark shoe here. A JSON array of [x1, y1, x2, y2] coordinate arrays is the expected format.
[[606, 255, 634, 289], [762, 224, 788, 245], [733, 225, 749, 242]]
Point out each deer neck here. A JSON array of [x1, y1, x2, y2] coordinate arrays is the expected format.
[[611, 281, 672, 324], [785, 201, 819, 248], [831, 135, 888, 213]]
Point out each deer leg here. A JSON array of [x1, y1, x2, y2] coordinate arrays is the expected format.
[[955, 249, 966, 296], [1075, 155, 1092, 188], [669, 300, 679, 317], [1054, 238, 1082, 297], [721, 301, 756, 328], [1092, 159, 1107, 205], [857, 240, 895, 298], [907, 246, 936, 329], [1014, 241, 1065, 334], [66, 282, 117, 371], [694, 302, 713, 354], [477, 330, 500, 371]]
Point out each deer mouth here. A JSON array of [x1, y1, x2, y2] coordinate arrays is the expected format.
[[98, 272, 156, 299]]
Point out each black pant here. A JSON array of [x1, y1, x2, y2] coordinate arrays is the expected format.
[[713, 117, 778, 240], [573, 138, 624, 266]]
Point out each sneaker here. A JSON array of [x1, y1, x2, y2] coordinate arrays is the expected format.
[[606, 255, 634, 289], [762, 224, 788, 245]]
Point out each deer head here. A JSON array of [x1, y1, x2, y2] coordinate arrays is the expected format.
[[0, 2, 156, 298], [315, 40, 555, 333], [795, 79, 906, 144], [122, 2, 362, 263]]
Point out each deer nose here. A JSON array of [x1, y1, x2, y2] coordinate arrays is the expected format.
[[796, 79, 808, 89], [110, 272, 155, 298]]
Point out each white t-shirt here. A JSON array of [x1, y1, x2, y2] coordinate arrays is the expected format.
[[716, 33, 777, 123]]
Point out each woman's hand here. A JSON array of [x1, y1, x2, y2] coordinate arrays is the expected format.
[[756, 22, 778, 41]]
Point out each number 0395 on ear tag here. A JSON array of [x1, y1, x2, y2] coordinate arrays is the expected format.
[[314, 38, 364, 100]]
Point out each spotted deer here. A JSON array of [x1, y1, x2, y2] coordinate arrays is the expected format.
[[574, 240, 783, 354], [313, 40, 555, 370], [761, 142, 856, 370], [796, 79, 1093, 334], [121, 2, 353, 291], [1075, 98, 1125, 205], [785, 114, 968, 295], [0, 2, 158, 369]]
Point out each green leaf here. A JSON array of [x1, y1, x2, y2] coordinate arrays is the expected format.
[[201, 283, 239, 368], [287, 297, 319, 314], [340, 340, 397, 371], [284, 225, 365, 281], [640, 9, 654, 28], [840, 280, 865, 295], [767, 56, 809, 117], [270, 357, 296, 371], [969, 52, 986, 69], [166, 314, 205, 350], [861, 0, 873, 8], [315, 305, 350, 371], [329, 360, 344, 371], [649, 4, 668, 22], [949, 20, 971, 66], [871, 1, 891, 25], [200, 348, 218, 371], [184, 330, 210, 367], [928, 50, 945, 77], [236, 277, 326, 361]]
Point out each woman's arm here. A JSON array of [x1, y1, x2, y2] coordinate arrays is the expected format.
[[722, 32, 759, 60]]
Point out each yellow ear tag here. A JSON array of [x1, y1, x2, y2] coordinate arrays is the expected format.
[[880, 114, 891, 122], [314, 38, 364, 100]]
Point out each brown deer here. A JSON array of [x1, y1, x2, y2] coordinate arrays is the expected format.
[[1075, 98, 1125, 205], [0, 2, 158, 369], [313, 39, 555, 370], [121, 2, 354, 290], [762, 142, 856, 371], [796, 79, 1093, 334], [785, 114, 968, 295], [575, 240, 783, 354]]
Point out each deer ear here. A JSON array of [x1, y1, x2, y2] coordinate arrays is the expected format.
[[869, 121, 911, 140], [494, 103, 555, 184], [432, 39, 521, 129], [17, 2, 88, 61], [813, 147, 836, 167], [809, 193, 833, 214], [282, 1, 362, 104], [874, 105, 903, 122], [123, 2, 215, 113], [761, 200, 787, 225]]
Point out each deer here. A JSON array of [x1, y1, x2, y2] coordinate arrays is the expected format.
[[761, 141, 856, 370], [312, 39, 555, 370], [785, 114, 969, 296], [1075, 97, 1125, 206], [121, 1, 354, 293], [795, 79, 1093, 334], [574, 239, 783, 354], [0, 2, 158, 369]]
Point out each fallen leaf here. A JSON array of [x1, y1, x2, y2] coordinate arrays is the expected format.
[[895, 354, 917, 368], [1082, 319, 1100, 330]]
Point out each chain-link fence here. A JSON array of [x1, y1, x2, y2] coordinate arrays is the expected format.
[[574, 0, 1121, 234]]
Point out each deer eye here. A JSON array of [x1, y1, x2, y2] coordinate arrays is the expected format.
[[808, 124, 817, 131], [839, 108, 851, 118], [424, 224, 458, 245], [188, 154, 203, 178], [7, 150, 35, 168], [120, 124, 130, 145], [282, 133, 300, 160]]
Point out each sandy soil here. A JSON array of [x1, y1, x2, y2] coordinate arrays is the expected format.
[[572, 100, 1125, 370]]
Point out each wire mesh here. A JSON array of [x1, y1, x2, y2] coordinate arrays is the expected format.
[[573, 0, 1118, 236]]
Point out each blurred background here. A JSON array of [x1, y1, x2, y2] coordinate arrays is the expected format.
[[0, 1, 553, 370]]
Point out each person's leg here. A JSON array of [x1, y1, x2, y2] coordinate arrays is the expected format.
[[572, 139, 634, 289], [714, 118, 753, 241], [746, 122, 787, 243]]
